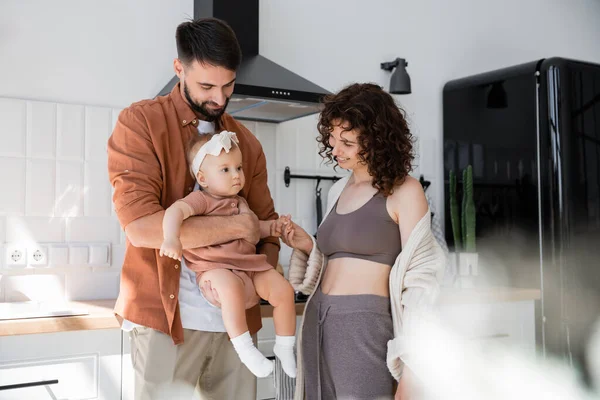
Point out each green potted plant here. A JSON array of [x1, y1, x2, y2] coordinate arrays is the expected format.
[[449, 165, 478, 287]]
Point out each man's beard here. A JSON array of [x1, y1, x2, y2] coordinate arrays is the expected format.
[[183, 81, 230, 122]]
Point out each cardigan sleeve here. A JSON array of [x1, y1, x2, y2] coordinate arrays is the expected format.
[[288, 236, 324, 295], [386, 222, 447, 381]]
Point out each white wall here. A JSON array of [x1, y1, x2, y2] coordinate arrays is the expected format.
[[1, 0, 600, 300], [259, 0, 600, 216], [0, 0, 191, 107]]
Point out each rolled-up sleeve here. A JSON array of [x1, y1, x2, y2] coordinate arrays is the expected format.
[[108, 107, 164, 229]]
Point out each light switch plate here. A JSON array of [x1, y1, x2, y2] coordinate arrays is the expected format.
[[69, 246, 89, 266], [48, 245, 69, 266], [89, 243, 110, 267]]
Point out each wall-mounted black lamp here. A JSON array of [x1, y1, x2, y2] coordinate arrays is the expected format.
[[380, 58, 411, 94]]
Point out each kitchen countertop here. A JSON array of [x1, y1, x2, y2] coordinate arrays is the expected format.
[[0, 301, 305, 337], [439, 286, 541, 305], [0, 287, 540, 337]]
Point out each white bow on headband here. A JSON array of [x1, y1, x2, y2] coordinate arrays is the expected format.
[[191, 130, 240, 176]]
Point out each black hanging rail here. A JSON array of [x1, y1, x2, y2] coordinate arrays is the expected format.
[[284, 168, 431, 191], [419, 175, 431, 191], [284, 166, 341, 187]]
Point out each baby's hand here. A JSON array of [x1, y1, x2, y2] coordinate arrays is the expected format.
[[270, 214, 292, 237], [160, 237, 183, 260]]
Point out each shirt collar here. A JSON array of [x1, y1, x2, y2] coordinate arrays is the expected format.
[[169, 82, 224, 129]]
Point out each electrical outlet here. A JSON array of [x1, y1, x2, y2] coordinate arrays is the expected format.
[[5, 245, 28, 268], [29, 245, 49, 267]]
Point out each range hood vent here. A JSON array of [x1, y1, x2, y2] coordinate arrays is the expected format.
[[158, 0, 330, 123]]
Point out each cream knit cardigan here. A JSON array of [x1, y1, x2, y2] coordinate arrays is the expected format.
[[288, 175, 446, 400]]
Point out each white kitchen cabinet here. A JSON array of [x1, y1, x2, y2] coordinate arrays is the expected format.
[[0, 329, 122, 400], [439, 299, 536, 354], [121, 331, 134, 400]]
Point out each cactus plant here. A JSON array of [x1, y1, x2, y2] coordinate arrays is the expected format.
[[461, 169, 467, 247], [449, 170, 461, 251], [462, 165, 476, 253]]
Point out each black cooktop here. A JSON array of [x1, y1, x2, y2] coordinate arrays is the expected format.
[[260, 292, 309, 305]]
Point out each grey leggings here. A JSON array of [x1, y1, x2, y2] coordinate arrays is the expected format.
[[302, 286, 395, 400]]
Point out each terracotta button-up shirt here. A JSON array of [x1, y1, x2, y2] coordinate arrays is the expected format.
[[107, 83, 279, 344]]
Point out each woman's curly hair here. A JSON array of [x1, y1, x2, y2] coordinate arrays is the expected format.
[[317, 83, 414, 196]]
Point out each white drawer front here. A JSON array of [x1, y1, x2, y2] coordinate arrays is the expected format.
[[439, 300, 536, 353], [0, 355, 98, 400], [0, 329, 122, 400], [257, 375, 275, 400]]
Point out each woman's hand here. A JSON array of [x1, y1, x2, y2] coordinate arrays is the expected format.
[[280, 217, 313, 256], [395, 367, 415, 400], [160, 237, 182, 260]]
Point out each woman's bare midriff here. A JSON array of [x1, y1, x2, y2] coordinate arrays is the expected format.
[[319, 257, 391, 297]]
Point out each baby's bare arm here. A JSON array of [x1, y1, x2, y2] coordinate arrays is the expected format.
[[163, 201, 195, 240], [160, 201, 195, 259]]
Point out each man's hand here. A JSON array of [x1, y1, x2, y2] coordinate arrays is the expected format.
[[159, 237, 183, 260], [200, 272, 260, 309], [237, 200, 260, 244]]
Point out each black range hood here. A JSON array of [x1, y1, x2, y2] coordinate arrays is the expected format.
[[158, 0, 331, 123]]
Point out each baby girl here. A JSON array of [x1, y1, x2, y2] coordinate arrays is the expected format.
[[159, 131, 296, 378]]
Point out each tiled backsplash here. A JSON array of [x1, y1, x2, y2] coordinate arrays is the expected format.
[[0, 98, 124, 301], [0, 97, 433, 302]]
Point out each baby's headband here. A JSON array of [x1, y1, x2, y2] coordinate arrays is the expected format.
[[191, 130, 240, 177]]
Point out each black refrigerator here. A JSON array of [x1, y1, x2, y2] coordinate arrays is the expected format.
[[443, 57, 600, 375]]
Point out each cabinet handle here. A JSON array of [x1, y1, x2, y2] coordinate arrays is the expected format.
[[0, 379, 59, 391], [474, 333, 510, 340]]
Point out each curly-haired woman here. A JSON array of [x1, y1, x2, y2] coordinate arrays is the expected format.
[[278, 83, 446, 399]]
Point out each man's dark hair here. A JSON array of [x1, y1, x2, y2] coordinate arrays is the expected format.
[[176, 17, 242, 71]]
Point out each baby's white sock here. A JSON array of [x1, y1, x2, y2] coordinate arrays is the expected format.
[[273, 335, 297, 378], [231, 331, 273, 378]]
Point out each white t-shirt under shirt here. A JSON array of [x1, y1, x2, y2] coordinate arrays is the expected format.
[[122, 120, 227, 333]]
